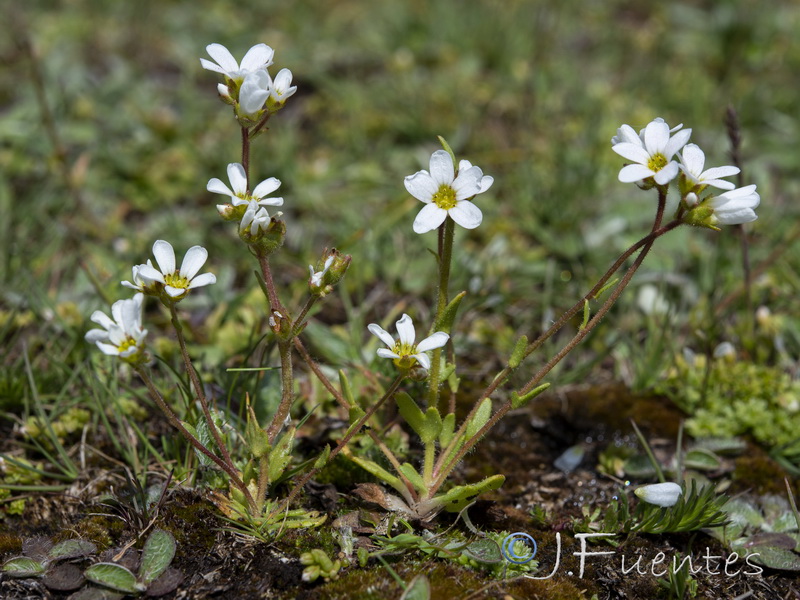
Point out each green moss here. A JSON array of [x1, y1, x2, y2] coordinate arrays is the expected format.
[[0, 532, 23, 555], [167, 500, 219, 551], [657, 355, 800, 448], [731, 446, 789, 496], [58, 516, 122, 551]]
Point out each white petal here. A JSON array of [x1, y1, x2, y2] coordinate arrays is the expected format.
[[404, 172, 437, 203], [612, 142, 650, 164], [227, 163, 248, 195], [90, 310, 114, 330], [634, 482, 682, 507], [188, 273, 216, 289], [257, 196, 284, 207], [618, 164, 655, 183], [180, 246, 208, 280], [429, 150, 455, 186], [701, 166, 739, 181], [716, 209, 757, 225], [414, 353, 431, 370], [448, 200, 483, 229], [164, 286, 185, 298], [679, 144, 705, 175], [85, 329, 109, 343], [240, 44, 274, 71], [368, 324, 396, 348], [395, 314, 416, 346], [376, 348, 401, 360], [415, 331, 449, 352], [664, 129, 692, 159], [412, 204, 447, 234], [152, 240, 176, 274], [458, 159, 473, 171], [96, 342, 121, 356], [452, 167, 482, 200], [252, 177, 281, 199], [207, 178, 234, 197], [478, 175, 494, 193], [653, 162, 679, 185], [205, 44, 239, 74], [643, 119, 670, 154], [199, 58, 226, 74], [612, 124, 640, 145], [239, 84, 269, 115], [136, 264, 165, 283]]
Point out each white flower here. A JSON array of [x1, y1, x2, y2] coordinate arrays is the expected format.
[[240, 200, 272, 235], [679, 144, 739, 191], [309, 256, 334, 288], [268, 68, 297, 105], [368, 314, 449, 370], [612, 118, 691, 185], [135, 240, 217, 300], [200, 43, 274, 83], [634, 482, 682, 507], [85, 295, 148, 362], [404, 150, 492, 234], [238, 70, 271, 116], [706, 184, 760, 225], [121, 260, 158, 294], [207, 163, 284, 215]]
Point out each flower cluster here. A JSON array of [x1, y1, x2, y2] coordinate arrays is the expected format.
[[85, 295, 148, 364], [201, 43, 297, 123], [611, 117, 759, 227]]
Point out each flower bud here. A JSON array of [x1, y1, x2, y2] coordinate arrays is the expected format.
[[240, 216, 286, 256], [634, 482, 682, 507]]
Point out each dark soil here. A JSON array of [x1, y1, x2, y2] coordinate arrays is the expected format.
[[1, 384, 798, 599]]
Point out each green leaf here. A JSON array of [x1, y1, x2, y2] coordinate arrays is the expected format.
[[244, 400, 270, 459], [48, 539, 96, 561], [399, 463, 427, 494], [313, 445, 331, 470], [463, 538, 503, 564], [1, 556, 46, 577], [344, 453, 405, 496], [84, 563, 142, 594], [465, 398, 492, 440], [268, 427, 296, 484], [437, 135, 456, 168], [396, 392, 426, 437], [139, 529, 176, 586], [508, 335, 528, 369], [348, 405, 366, 425], [433, 291, 467, 334], [400, 574, 431, 600], [432, 474, 505, 513], [420, 407, 443, 445], [684, 448, 721, 471], [510, 383, 550, 409], [439, 413, 456, 448], [339, 370, 356, 407], [745, 545, 800, 571]]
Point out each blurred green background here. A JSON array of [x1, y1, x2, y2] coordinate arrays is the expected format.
[[2, 0, 799, 388]]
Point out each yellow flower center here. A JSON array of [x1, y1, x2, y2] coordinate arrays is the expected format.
[[164, 272, 189, 289], [391, 342, 418, 370], [432, 185, 457, 210], [118, 338, 137, 353], [647, 153, 668, 172]]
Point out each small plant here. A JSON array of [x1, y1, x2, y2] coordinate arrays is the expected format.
[[2, 537, 96, 592], [82, 529, 182, 597], [300, 549, 343, 583]]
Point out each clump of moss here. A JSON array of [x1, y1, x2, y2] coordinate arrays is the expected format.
[[59, 516, 122, 551], [731, 447, 790, 496], [0, 532, 23, 555], [657, 353, 800, 447], [23, 407, 91, 443]]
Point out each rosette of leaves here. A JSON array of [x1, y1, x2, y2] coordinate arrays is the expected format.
[[80, 529, 182, 598], [2, 537, 96, 592], [707, 494, 800, 571], [575, 481, 729, 537]]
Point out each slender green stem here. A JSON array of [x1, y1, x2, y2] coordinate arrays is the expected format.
[[168, 303, 237, 475], [367, 429, 418, 501], [428, 217, 456, 411], [430, 217, 682, 496], [135, 367, 256, 512], [241, 126, 250, 185], [293, 337, 350, 409], [423, 442, 436, 487], [269, 374, 406, 517], [292, 296, 318, 335], [249, 111, 273, 138], [433, 209, 676, 477], [257, 254, 286, 314], [266, 340, 294, 444], [256, 454, 270, 511]]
